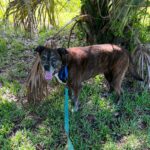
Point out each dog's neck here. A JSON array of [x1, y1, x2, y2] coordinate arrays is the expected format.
[[57, 48, 68, 66], [52, 48, 69, 84]]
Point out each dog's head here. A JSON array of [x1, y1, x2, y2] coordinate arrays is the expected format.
[[35, 45, 68, 80]]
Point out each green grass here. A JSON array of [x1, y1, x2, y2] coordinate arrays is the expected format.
[[0, 23, 150, 149], [0, 73, 150, 149]]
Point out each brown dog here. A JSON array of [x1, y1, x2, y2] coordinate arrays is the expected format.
[[35, 44, 143, 111]]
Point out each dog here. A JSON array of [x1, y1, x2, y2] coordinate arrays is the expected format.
[[35, 44, 143, 111]]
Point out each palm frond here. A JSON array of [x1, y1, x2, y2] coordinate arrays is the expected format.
[[4, 0, 56, 36], [26, 39, 57, 104], [110, 0, 147, 33], [26, 54, 48, 104], [133, 44, 150, 89]]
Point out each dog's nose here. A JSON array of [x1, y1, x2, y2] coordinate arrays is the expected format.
[[44, 65, 49, 71]]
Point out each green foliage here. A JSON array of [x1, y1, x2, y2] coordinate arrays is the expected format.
[[0, 38, 7, 53], [38, 28, 59, 45], [0, 99, 25, 134], [11, 40, 24, 52], [0, 0, 6, 18], [56, 0, 81, 27], [10, 130, 35, 150], [7, 62, 28, 79], [0, 79, 21, 96], [1, 0, 81, 37], [80, 0, 150, 47], [0, 37, 7, 64]]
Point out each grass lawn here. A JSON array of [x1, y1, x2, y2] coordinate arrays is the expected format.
[[0, 28, 150, 150]]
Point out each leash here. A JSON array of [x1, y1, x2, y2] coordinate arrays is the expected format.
[[65, 87, 74, 150], [61, 66, 74, 150]]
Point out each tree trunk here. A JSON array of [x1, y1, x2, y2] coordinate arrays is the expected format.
[[80, 0, 115, 44]]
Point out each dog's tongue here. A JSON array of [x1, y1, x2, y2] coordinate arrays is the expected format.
[[45, 71, 52, 80]]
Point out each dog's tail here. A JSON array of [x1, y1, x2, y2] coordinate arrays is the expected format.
[[128, 53, 143, 81]]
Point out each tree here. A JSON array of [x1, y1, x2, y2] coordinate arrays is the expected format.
[[80, 0, 149, 46], [4, 0, 56, 37]]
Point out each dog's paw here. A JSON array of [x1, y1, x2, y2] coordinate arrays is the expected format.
[[71, 105, 79, 112], [71, 101, 80, 112], [71, 107, 78, 113]]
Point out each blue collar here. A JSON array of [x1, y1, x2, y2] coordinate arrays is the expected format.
[[58, 65, 68, 83]]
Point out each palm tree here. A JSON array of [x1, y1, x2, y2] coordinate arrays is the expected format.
[[4, 0, 56, 37], [80, 0, 149, 45]]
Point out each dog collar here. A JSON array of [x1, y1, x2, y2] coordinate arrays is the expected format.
[[58, 65, 68, 83]]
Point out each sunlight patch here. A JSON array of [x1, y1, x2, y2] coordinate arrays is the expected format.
[[117, 134, 143, 149], [0, 87, 18, 102], [98, 98, 115, 113], [10, 130, 35, 150], [103, 141, 117, 150]]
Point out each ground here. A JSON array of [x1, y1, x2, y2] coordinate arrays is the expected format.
[[0, 27, 150, 150]]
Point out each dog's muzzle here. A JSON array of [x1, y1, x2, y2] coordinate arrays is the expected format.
[[44, 65, 50, 71]]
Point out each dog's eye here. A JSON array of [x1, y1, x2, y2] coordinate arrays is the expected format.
[[51, 57, 56, 61]]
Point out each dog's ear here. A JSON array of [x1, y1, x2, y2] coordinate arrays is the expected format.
[[57, 48, 68, 56], [34, 46, 45, 55], [57, 48, 68, 65]]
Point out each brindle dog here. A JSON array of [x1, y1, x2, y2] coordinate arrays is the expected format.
[[35, 44, 143, 111]]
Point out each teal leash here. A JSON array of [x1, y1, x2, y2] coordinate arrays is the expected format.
[[60, 65, 74, 149], [65, 87, 74, 150]]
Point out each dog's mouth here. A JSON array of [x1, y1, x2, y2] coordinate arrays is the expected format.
[[44, 70, 58, 80], [45, 71, 52, 80]]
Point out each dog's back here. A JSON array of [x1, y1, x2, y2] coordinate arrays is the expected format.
[[67, 44, 128, 81]]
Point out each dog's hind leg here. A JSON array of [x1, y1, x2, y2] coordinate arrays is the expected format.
[[104, 72, 114, 92], [111, 67, 128, 104]]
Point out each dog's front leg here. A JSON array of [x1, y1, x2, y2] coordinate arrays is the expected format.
[[68, 87, 74, 104], [72, 85, 82, 112]]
